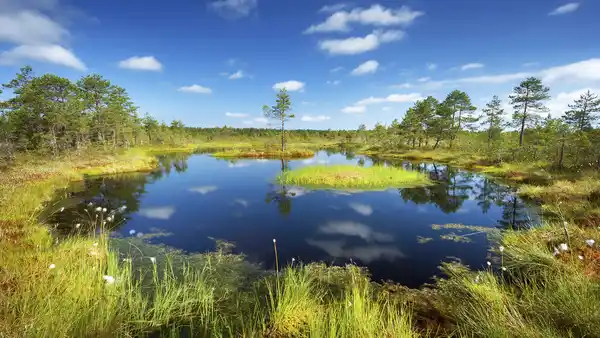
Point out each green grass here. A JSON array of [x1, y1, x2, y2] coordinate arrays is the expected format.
[[213, 149, 314, 159], [277, 164, 432, 190]]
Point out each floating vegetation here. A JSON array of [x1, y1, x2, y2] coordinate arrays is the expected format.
[[440, 232, 473, 243], [417, 236, 434, 244], [277, 165, 432, 190], [431, 223, 499, 233]]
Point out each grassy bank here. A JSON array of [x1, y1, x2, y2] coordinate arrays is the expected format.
[[277, 164, 432, 190], [213, 149, 314, 159]]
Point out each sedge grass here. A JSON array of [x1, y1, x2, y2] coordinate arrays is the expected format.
[[277, 164, 432, 190]]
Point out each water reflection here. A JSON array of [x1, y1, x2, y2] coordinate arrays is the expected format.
[[42, 151, 538, 286]]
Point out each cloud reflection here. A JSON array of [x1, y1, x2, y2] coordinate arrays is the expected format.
[[306, 239, 404, 263], [234, 199, 249, 208], [228, 162, 251, 168], [189, 186, 218, 194], [318, 221, 392, 242], [348, 202, 373, 216], [138, 206, 175, 220]]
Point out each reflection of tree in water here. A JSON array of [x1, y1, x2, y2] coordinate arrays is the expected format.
[[357, 157, 365, 167], [265, 159, 293, 216], [45, 153, 191, 235], [499, 192, 533, 230], [397, 163, 471, 214]]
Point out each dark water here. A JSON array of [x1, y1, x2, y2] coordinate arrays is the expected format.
[[44, 151, 538, 287]]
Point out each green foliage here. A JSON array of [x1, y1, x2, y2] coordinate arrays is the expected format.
[[509, 77, 551, 146], [563, 90, 600, 131], [263, 88, 295, 152]]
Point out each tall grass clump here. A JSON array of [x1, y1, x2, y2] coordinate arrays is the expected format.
[[277, 164, 431, 190]]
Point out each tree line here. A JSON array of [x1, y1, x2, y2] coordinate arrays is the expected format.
[[365, 77, 600, 169], [0, 66, 191, 157]]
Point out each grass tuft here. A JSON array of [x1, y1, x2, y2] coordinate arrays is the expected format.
[[277, 164, 432, 190]]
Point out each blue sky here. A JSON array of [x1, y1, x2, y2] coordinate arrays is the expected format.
[[1, 0, 600, 129]]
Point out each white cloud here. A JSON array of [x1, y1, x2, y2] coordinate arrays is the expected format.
[[461, 63, 485, 71], [138, 206, 175, 220], [178, 84, 213, 94], [301, 115, 331, 122], [228, 70, 245, 79], [273, 80, 305, 92], [305, 4, 423, 33], [417, 77, 430, 82], [326, 80, 341, 85], [382, 106, 392, 111], [522, 62, 540, 68], [356, 93, 423, 106], [189, 186, 218, 194], [209, 0, 257, 19], [318, 30, 404, 55], [253, 117, 269, 124], [225, 112, 248, 118], [427, 63, 437, 70], [390, 82, 412, 89], [348, 203, 373, 216], [341, 105, 366, 114], [549, 2, 580, 15], [118, 56, 163, 71], [319, 3, 348, 13], [540, 58, 600, 84], [351, 60, 379, 75], [330, 66, 344, 72], [0, 44, 86, 70], [547, 88, 600, 118], [0, 10, 67, 45]]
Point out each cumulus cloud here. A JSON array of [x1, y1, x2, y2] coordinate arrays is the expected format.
[[0, 44, 86, 70], [326, 80, 341, 85], [318, 30, 404, 55], [208, 0, 257, 19], [547, 88, 600, 117], [410, 58, 600, 89], [341, 105, 366, 114], [0, 10, 67, 45], [549, 2, 580, 15], [319, 3, 349, 13], [118, 56, 163, 71], [355, 93, 423, 106], [178, 84, 213, 94], [225, 112, 249, 118], [0, 5, 87, 70], [273, 80, 305, 92], [351, 60, 379, 75], [305, 4, 423, 33], [228, 70, 245, 79], [461, 62, 485, 71], [138, 206, 176, 220], [301, 115, 331, 122]]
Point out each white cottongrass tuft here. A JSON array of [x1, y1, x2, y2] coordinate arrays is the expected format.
[[59, 207, 65, 212], [499, 246, 504, 252], [129, 229, 136, 235], [585, 239, 595, 247], [75, 223, 81, 228], [92, 242, 98, 247], [95, 207, 102, 212], [136, 232, 144, 238], [501, 267, 507, 271], [578, 255, 584, 260], [49, 264, 56, 269], [273, 238, 276, 243], [559, 243, 568, 252], [123, 258, 131, 262], [106, 216, 113, 222], [103, 275, 115, 284], [102, 208, 107, 213], [553, 247, 560, 256], [487, 261, 491, 267], [149, 257, 156, 264]]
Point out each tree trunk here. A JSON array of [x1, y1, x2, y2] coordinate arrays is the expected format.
[[519, 104, 528, 146], [433, 137, 441, 149], [280, 119, 285, 153], [558, 138, 565, 168]]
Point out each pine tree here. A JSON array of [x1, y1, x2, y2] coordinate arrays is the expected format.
[[481, 95, 504, 149], [563, 90, 600, 131], [509, 77, 550, 146], [263, 89, 294, 152], [443, 90, 477, 146]]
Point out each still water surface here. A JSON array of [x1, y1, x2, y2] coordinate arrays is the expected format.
[[46, 151, 538, 287]]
